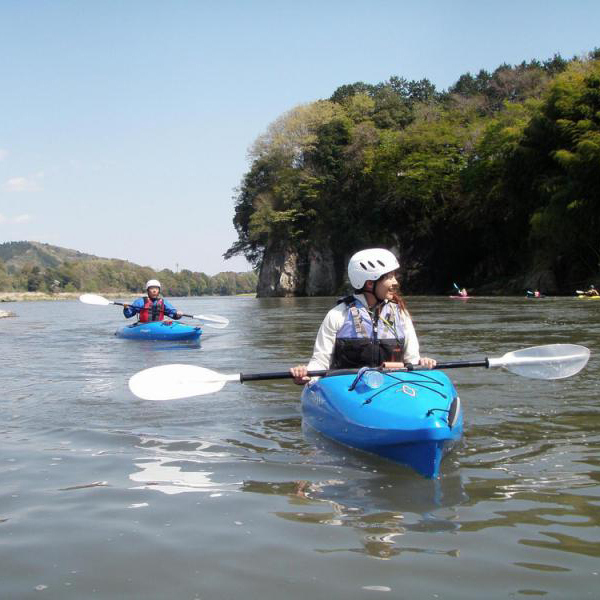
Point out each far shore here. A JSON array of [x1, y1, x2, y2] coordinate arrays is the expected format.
[[0, 292, 128, 303], [0, 291, 257, 302]]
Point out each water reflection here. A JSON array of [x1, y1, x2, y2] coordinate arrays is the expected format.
[[242, 469, 466, 560], [129, 456, 241, 495], [129, 435, 242, 495]]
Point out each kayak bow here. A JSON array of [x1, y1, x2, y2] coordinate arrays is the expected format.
[[301, 369, 462, 478], [116, 320, 202, 341]]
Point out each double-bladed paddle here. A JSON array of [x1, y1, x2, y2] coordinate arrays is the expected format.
[[128, 343, 590, 401], [79, 293, 229, 328]]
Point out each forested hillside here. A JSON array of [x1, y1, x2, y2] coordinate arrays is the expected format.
[[0, 242, 257, 296], [226, 50, 600, 295]]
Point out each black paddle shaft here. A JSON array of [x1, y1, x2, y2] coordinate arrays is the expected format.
[[113, 301, 192, 317], [410, 360, 489, 370], [239, 361, 489, 383]]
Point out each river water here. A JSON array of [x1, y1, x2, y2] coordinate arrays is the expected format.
[[0, 295, 598, 599]]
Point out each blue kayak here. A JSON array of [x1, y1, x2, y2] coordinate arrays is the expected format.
[[115, 320, 202, 341], [301, 369, 463, 478]]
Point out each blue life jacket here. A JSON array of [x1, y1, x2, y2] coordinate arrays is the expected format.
[[331, 296, 406, 369]]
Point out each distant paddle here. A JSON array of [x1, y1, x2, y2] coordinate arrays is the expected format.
[[128, 344, 590, 401], [79, 293, 229, 329], [453, 282, 468, 297]]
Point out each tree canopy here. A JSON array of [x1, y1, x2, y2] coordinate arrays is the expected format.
[[226, 50, 600, 293]]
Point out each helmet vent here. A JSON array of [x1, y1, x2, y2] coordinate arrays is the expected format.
[[347, 249, 400, 289]]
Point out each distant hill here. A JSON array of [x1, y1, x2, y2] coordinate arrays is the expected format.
[[0, 241, 257, 296], [0, 241, 99, 269]]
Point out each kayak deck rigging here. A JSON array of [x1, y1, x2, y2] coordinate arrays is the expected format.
[[301, 369, 463, 478]]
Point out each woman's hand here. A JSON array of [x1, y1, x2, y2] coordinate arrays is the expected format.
[[383, 357, 436, 370], [418, 356, 437, 369], [290, 365, 310, 385], [382, 361, 404, 370]]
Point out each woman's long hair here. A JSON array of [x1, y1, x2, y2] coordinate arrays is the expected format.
[[356, 272, 407, 313], [390, 291, 407, 313]]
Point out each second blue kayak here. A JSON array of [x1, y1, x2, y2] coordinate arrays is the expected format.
[[301, 369, 463, 478], [115, 320, 202, 341]]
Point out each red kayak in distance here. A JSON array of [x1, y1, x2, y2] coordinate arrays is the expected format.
[[449, 295, 471, 300]]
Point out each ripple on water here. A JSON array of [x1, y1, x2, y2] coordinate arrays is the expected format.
[[1, 296, 599, 599]]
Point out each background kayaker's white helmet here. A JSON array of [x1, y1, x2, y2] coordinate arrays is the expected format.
[[146, 279, 161, 289], [348, 248, 400, 290]]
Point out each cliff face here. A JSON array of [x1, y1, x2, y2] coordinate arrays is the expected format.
[[256, 241, 437, 297], [256, 242, 569, 297], [256, 246, 303, 297], [257, 245, 339, 297], [305, 247, 338, 296]]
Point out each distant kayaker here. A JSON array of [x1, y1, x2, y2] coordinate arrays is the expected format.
[[459, 287, 468, 297], [123, 279, 183, 322], [585, 285, 599, 297], [290, 248, 436, 384]]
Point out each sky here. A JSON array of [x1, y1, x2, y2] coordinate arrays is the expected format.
[[0, 1, 598, 275]]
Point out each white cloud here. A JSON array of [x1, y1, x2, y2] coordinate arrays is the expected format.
[[4, 176, 42, 192], [0, 212, 33, 225]]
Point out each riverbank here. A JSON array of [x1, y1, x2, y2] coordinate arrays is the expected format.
[[0, 292, 128, 302], [0, 291, 256, 302]]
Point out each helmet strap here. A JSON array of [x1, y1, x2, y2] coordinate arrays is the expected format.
[[362, 280, 381, 307]]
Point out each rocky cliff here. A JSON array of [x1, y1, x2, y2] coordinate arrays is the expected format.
[[257, 245, 340, 297], [256, 242, 567, 297]]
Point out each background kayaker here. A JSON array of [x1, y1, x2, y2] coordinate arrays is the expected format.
[[123, 279, 183, 322], [290, 248, 436, 385], [459, 287, 468, 297], [585, 285, 599, 297]]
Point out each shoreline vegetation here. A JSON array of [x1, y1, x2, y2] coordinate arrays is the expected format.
[[0, 241, 258, 297], [227, 49, 600, 296], [0, 291, 257, 303]]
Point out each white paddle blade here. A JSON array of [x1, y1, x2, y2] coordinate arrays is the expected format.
[[128, 364, 237, 400], [192, 314, 229, 329], [79, 293, 111, 306], [489, 344, 590, 379]]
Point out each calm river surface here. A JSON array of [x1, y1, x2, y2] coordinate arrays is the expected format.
[[1, 295, 598, 599]]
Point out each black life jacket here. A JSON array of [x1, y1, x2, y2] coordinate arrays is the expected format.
[[331, 296, 406, 369]]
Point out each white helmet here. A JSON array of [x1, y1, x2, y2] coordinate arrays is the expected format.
[[146, 279, 161, 289], [348, 248, 399, 289]]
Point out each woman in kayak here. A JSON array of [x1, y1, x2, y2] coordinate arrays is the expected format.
[[290, 248, 436, 384], [123, 279, 183, 322], [584, 285, 599, 297]]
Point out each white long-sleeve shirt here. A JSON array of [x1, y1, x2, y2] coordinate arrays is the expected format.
[[306, 294, 421, 371]]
